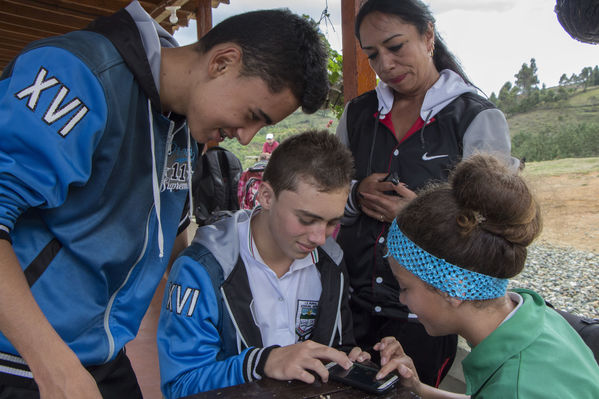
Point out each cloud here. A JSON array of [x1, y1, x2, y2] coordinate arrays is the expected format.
[[428, 0, 517, 14]]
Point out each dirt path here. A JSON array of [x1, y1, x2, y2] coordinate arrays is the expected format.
[[526, 171, 599, 253]]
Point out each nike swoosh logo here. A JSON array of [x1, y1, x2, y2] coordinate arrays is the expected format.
[[422, 152, 448, 161]]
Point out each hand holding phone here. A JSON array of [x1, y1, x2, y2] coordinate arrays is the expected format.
[[379, 171, 400, 186], [326, 361, 399, 395], [379, 171, 400, 197]]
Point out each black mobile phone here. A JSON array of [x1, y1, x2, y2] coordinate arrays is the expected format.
[[379, 171, 400, 196], [380, 171, 400, 186], [326, 361, 399, 395]]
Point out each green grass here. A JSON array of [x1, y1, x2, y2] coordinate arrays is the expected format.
[[522, 157, 599, 176]]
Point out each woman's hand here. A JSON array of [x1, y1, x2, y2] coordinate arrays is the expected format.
[[373, 337, 422, 394], [347, 346, 372, 363], [357, 173, 417, 223], [375, 338, 470, 398]]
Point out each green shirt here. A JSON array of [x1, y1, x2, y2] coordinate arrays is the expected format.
[[463, 289, 599, 398]]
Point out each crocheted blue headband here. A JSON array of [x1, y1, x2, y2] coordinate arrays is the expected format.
[[385, 220, 508, 300]]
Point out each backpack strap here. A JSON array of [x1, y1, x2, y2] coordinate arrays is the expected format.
[[547, 301, 599, 364], [192, 147, 242, 225], [219, 149, 242, 210]]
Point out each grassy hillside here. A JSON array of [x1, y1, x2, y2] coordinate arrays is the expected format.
[[508, 86, 599, 162], [508, 86, 599, 134], [220, 86, 599, 169], [221, 108, 338, 169]]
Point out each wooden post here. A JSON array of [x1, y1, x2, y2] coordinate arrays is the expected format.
[[341, 0, 376, 104], [196, 0, 212, 38]]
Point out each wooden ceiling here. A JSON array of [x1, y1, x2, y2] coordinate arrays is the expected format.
[[0, 0, 230, 72]]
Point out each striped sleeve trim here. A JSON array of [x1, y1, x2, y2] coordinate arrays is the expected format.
[[341, 180, 361, 226], [243, 345, 280, 382], [0, 225, 11, 243], [345, 180, 361, 217], [0, 352, 33, 379]]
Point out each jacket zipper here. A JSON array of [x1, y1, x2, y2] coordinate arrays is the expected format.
[[102, 207, 151, 362]]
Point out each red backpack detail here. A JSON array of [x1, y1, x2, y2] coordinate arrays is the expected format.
[[238, 160, 268, 210]]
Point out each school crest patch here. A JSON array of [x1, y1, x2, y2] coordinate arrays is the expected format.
[[296, 300, 319, 341]]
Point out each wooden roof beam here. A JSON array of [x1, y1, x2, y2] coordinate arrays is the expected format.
[[1, 1, 93, 28]]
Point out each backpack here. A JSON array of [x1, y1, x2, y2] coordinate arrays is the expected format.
[[192, 146, 242, 226], [237, 160, 268, 210], [547, 302, 599, 365]]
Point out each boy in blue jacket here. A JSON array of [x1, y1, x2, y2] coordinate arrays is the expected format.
[[0, 2, 328, 397], [158, 131, 370, 398]]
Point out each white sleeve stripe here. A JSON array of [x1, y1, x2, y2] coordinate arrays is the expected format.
[[178, 216, 188, 229], [245, 347, 262, 382], [344, 180, 361, 216], [0, 352, 26, 365], [251, 347, 266, 380], [0, 364, 33, 379]]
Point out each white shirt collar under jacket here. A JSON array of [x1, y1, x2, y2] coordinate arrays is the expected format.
[[238, 212, 322, 347]]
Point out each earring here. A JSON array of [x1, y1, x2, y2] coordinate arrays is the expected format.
[[429, 42, 435, 58]]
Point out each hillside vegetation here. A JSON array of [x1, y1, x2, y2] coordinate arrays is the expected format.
[[508, 85, 599, 162], [221, 108, 338, 169], [221, 85, 599, 170]]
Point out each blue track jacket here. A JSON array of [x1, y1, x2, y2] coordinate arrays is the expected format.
[[0, 1, 198, 370], [157, 211, 356, 398]]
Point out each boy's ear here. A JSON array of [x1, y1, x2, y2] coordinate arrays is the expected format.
[[208, 45, 242, 77], [257, 181, 275, 210]]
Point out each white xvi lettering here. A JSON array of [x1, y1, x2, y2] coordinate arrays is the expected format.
[[166, 283, 201, 317], [15, 66, 89, 137], [15, 67, 59, 110]]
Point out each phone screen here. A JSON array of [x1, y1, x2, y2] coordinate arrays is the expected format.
[[326, 362, 398, 394]]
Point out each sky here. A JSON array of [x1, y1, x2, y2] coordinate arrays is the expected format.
[[173, 0, 598, 96]]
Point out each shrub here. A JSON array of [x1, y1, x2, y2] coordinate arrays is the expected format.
[[512, 123, 599, 162]]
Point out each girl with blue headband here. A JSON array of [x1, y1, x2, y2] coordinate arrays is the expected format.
[[373, 154, 599, 398]]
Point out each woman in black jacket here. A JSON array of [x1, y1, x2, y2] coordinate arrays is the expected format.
[[336, 0, 518, 387]]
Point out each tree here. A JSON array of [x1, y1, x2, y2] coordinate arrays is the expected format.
[[327, 49, 344, 119], [497, 81, 519, 114], [302, 14, 344, 118], [570, 73, 579, 86], [579, 66, 593, 91], [489, 92, 498, 105], [514, 58, 540, 95], [559, 73, 570, 86], [593, 66, 599, 86]]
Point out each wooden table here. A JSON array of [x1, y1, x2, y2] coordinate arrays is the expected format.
[[182, 378, 420, 398]]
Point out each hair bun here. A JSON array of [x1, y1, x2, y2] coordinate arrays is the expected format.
[[449, 154, 541, 246]]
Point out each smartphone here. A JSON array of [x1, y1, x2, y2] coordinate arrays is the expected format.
[[380, 171, 400, 186], [379, 171, 400, 196], [326, 361, 399, 395]]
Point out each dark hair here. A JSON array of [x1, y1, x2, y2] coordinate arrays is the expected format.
[[355, 0, 472, 86], [198, 9, 329, 114], [397, 154, 542, 279], [262, 130, 354, 196], [555, 0, 599, 44]]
